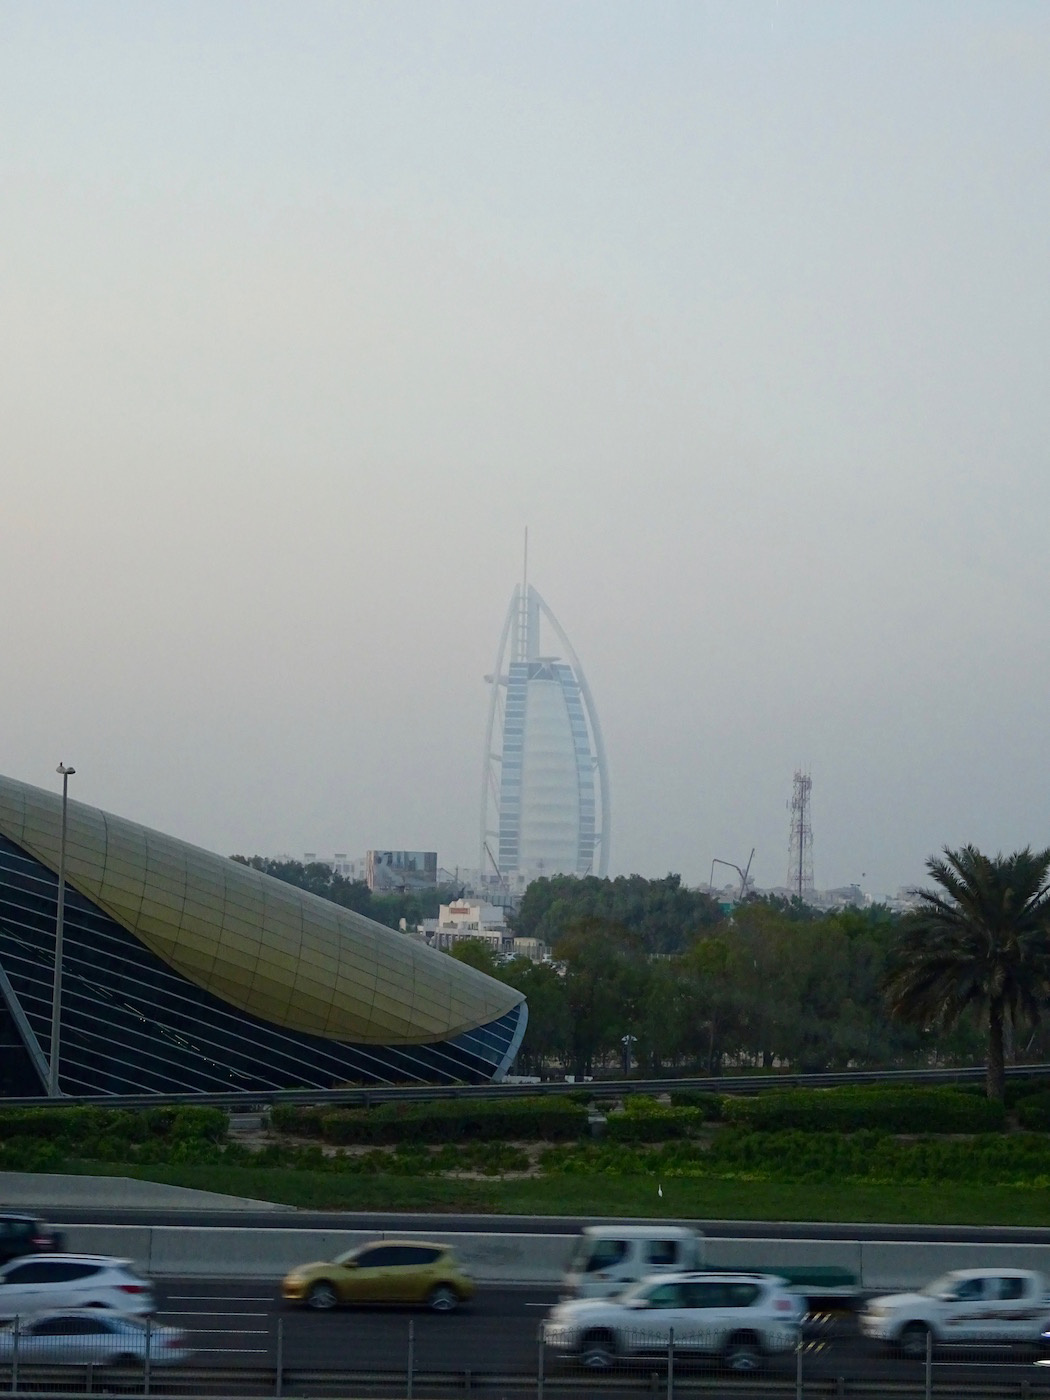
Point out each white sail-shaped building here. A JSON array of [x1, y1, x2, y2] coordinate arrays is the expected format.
[[480, 584, 610, 890]]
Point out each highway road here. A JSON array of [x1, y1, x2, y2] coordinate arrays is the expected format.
[[150, 1276, 1050, 1388]]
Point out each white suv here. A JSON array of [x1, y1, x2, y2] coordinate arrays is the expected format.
[[544, 1271, 803, 1372], [0, 1256, 155, 1319]]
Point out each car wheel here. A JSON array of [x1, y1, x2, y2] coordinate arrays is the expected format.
[[306, 1281, 339, 1311], [111, 1353, 141, 1369], [899, 1323, 932, 1360], [428, 1285, 459, 1313], [723, 1332, 763, 1372], [580, 1330, 616, 1369]]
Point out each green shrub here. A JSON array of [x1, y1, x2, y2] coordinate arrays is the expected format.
[[1016, 1092, 1050, 1131], [722, 1087, 1005, 1134], [1006, 1079, 1050, 1110], [315, 1097, 588, 1146], [538, 1129, 1050, 1186], [271, 1105, 326, 1137], [0, 1105, 227, 1153], [605, 1108, 703, 1143], [669, 1090, 724, 1120]]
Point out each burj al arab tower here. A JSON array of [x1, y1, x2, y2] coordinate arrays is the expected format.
[[480, 571, 610, 891]]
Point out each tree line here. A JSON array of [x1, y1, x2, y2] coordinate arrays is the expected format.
[[229, 855, 458, 931], [460, 848, 1050, 1100], [236, 847, 1050, 1102]]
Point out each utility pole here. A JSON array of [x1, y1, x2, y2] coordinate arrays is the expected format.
[[49, 762, 75, 1097]]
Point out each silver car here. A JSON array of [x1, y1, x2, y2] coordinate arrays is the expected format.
[[545, 1271, 803, 1371], [0, 1256, 155, 1318], [0, 1311, 191, 1366]]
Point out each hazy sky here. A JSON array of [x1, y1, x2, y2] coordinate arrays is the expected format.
[[3, 2, 1048, 898]]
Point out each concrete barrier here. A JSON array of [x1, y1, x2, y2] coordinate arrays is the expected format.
[[858, 1240, 1050, 1291], [54, 1223, 1050, 1291]]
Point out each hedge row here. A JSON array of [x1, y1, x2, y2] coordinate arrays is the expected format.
[[272, 1097, 589, 1144], [540, 1129, 1050, 1185], [1017, 1092, 1050, 1131], [721, 1086, 1006, 1133], [605, 1107, 703, 1142], [0, 1106, 227, 1147]]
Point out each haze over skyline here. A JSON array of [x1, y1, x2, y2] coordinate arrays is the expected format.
[[3, 2, 1048, 899]]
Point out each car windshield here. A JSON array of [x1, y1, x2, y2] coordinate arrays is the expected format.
[[921, 1274, 960, 1298], [333, 1250, 360, 1266]]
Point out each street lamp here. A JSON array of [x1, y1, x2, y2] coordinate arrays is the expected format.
[[48, 763, 75, 1099]]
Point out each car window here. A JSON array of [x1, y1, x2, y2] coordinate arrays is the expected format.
[[683, 1281, 728, 1309], [383, 1247, 430, 1267], [585, 1239, 627, 1272], [723, 1283, 760, 1307], [32, 1316, 109, 1337], [643, 1283, 685, 1309], [394, 1247, 441, 1266], [997, 1277, 1026, 1300], [351, 1246, 386, 1269], [356, 1246, 401, 1269], [4, 1262, 60, 1284], [646, 1239, 679, 1266], [954, 1278, 986, 1302]]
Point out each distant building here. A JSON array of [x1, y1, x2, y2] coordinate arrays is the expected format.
[[300, 853, 365, 880], [480, 580, 610, 892], [366, 850, 437, 893], [423, 900, 548, 963]]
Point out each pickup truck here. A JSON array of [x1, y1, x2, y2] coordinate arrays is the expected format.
[[562, 1227, 859, 1313], [861, 1268, 1050, 1357]]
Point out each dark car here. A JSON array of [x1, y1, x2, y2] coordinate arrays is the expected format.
[[0, 1216, 64, 1267]]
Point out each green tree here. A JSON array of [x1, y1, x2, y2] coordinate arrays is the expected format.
[[883, 845, 1050, 1100], [554, 919, 649, 1077], [501, 957, 571, 1075], [448, 938, 502, 979], [513, 873, 723, 954]]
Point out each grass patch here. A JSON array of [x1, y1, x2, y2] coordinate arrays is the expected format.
[[70, 1160, 1050, 1225]]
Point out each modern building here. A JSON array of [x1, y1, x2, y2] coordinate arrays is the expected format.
[[366, 850, 437, 894], [0, 774, 526, 1097], [480, 580, 610, 891]]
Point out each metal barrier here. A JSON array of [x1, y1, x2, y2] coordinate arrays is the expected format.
[[1, 1314, 1049, 1398], [3, 1062, 1049, 1110]]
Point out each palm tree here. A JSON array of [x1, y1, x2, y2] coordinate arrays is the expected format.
[[884, 845, 1050, 1100]]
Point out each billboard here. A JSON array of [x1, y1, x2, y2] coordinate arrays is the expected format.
[[366, 850, 438, 893]]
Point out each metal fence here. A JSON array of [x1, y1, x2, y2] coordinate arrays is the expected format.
[[2, 1316, 1050, 1399]]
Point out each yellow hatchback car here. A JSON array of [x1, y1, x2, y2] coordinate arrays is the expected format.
[[282, 1241, 474, 1313]]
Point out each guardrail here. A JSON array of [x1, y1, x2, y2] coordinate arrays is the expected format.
[[3, 1063, 1049, 1111], [1, 1353, 1049, 1399]]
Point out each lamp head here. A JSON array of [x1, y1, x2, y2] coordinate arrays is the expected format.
[[56, 763, 75, 777]]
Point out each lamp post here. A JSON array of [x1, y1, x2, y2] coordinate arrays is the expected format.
[[48, 763, 75, 1099]]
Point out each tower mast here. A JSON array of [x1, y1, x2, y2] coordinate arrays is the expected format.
[[786, 770, 814, 899]]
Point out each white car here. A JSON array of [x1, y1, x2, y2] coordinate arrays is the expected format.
[[861, 1269, 1050, 1358], [0, 1311, 191, 1366], [0, 1256, 155, 1319], [544, 1271, 803, 1372]]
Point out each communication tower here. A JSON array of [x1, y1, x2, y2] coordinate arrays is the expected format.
[[786, 769, 814, 899]]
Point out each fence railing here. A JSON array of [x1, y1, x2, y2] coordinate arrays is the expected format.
[[1, 1315, 1050, 1398]]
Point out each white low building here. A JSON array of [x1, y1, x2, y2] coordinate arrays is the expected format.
[[423, 901, 547, 962]]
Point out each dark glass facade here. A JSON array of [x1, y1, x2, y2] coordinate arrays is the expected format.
[[0, 833, 524, 1095]]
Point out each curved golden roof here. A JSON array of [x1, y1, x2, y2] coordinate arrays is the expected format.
[[0, 774, 522, 1046]]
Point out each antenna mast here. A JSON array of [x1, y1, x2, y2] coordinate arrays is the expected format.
[[786, 770, 814, 899]]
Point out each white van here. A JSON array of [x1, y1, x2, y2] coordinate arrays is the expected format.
[[561, 1226, 704, 1299]]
